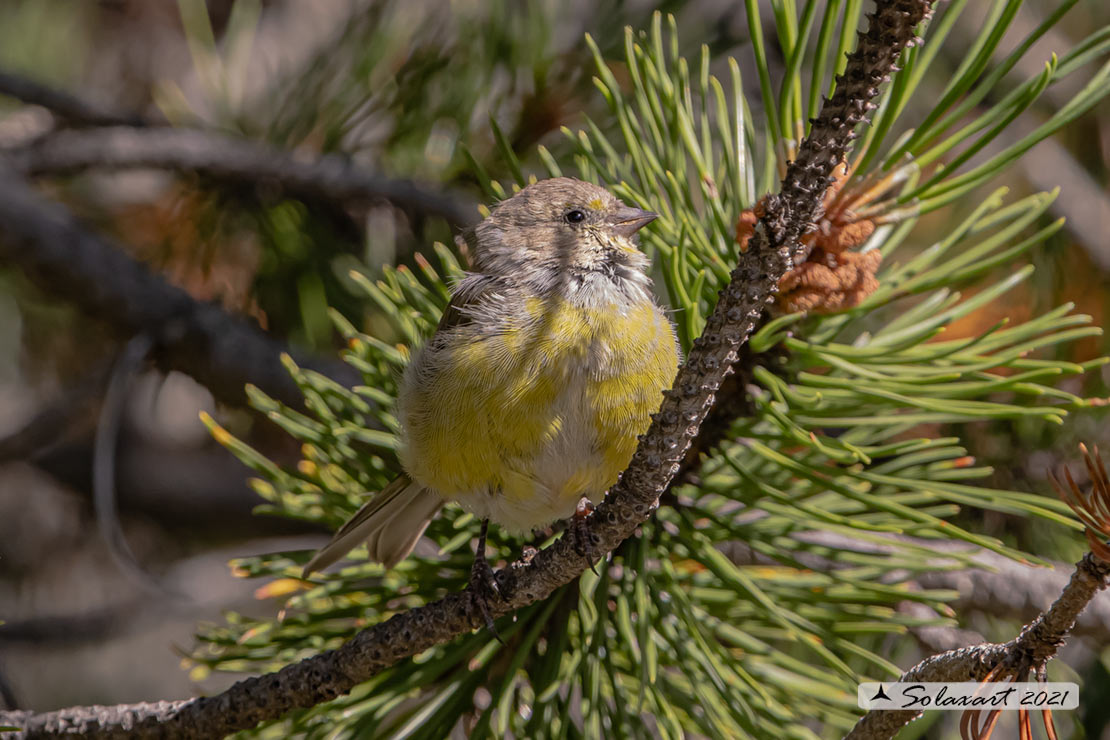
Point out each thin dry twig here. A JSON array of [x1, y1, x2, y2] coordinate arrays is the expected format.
[[844, 552, 1110, 740], [845, 444, 1110, 740], [91, 333, 189, 600], [0, 1, 933, 736]]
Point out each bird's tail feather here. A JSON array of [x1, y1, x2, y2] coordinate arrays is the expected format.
[[303, 475, 441, 575]]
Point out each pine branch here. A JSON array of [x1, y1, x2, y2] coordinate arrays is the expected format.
[[0, 1, 933, 736], [3, 126, 477, 227], [844, 551, 1110, 740], [0, 167, 355, 409], [847, 446, 1110, 739], [0, 70, 150, 128], [675, 342, 777, 480]]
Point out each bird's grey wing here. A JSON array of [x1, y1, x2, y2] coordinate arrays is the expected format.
[[432, 273, 506, 334], [303, 276, 512, 576]]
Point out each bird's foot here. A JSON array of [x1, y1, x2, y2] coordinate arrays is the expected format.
[[468, 519, 504, 643], [570, 496, 601, 574], [520, 544, 538, 565]]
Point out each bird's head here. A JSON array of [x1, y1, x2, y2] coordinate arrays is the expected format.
[[462, 177, 658, 301]]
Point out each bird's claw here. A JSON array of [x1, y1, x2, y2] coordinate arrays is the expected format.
[[571, 496, 600, 574], [469, 519, 504, 644]]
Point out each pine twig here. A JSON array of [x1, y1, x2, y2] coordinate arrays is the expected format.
[[847, 444, 1110, 740], [0, 1, 932, 736], [0, 167, 355, 409], [4, 126, 478, 227], [844, 552, 1110, 740]]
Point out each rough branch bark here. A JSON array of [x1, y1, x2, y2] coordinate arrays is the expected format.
[[3, 126, 477, 227], [844, 552, 1110, 740], [0, 1, 932, 736], [0, 167, 355, 409]]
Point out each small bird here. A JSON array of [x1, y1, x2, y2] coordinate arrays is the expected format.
[[304, 177, 679, 585]]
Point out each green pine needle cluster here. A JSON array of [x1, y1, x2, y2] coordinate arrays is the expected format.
[[192, 3, 1110, 737]]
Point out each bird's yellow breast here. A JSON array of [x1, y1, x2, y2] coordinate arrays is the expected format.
[[397, 296, 677, 532]]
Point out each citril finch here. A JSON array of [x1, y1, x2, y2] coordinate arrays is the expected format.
[[304, 177, 679, 577]]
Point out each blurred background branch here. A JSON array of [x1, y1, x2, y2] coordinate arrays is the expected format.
[[4, 126, 478, 227], [0, 167, 354, 408], [0, 70, 151, 129]]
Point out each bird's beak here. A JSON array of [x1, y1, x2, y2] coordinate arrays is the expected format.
[[609, 206, 658, 237]]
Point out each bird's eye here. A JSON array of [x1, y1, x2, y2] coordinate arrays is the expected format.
[[564, 209, 586, 224]]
